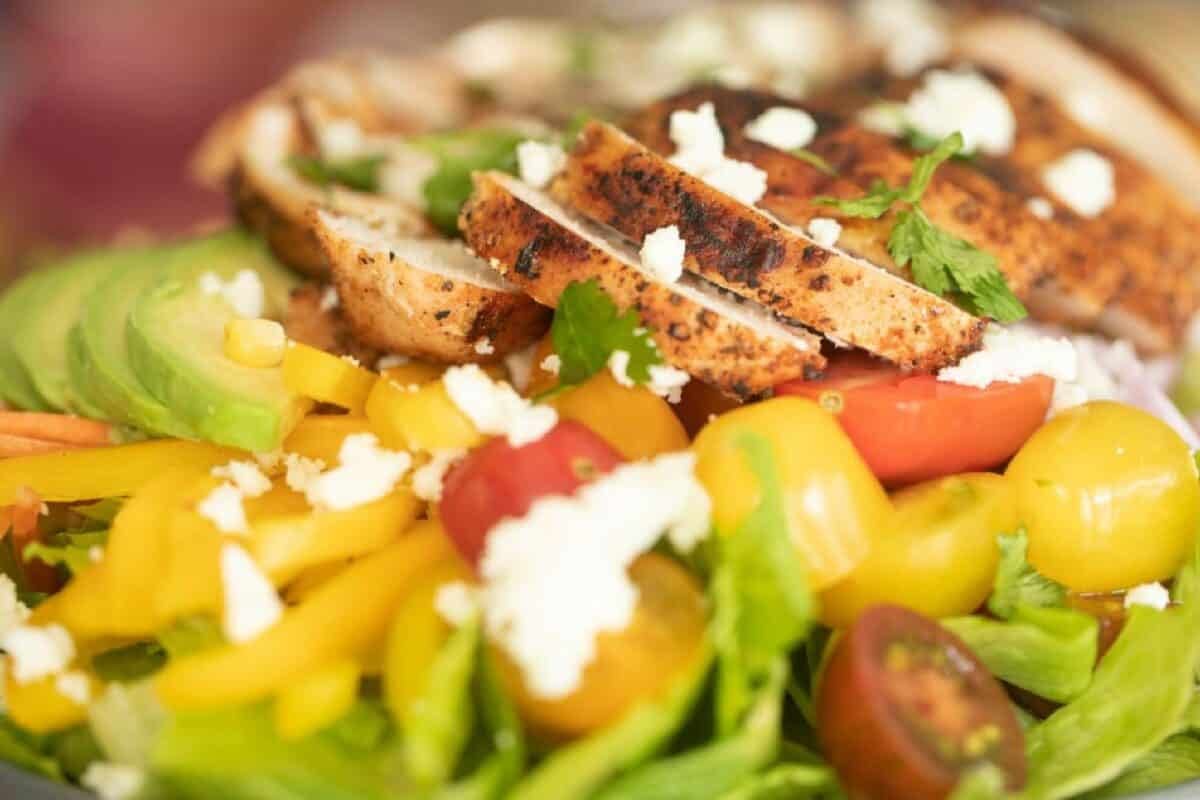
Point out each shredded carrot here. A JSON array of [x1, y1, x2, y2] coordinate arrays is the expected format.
[[0, 433, 94, 459], [0, 412, 114, 447]]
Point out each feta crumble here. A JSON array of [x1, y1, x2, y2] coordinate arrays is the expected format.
[[938, 324, 1077, 389], [434, 580, 479, 627], [55, 670, 91, 705], [478, 452, 710, 698], [647, 364, 690, 405], [608, 350, 635, 388], [199, 269, 265, 319], [443, 365, 558, 447], [668, 103, 768, 205], [376, 353, 410, 370], [0, 576, 30, 639], [319, 285, 340, 312], [1027, 196, 1055, 220], [540, 354, 561, 375], [301, 433, 411, 512], [640, 225, 687, 283], [904, 69, 1016, 156], [197, 483, 249, 534], [1042, 149, 1115, 218], [744, 107, 817, 151], [211, 460, 272, 498], [516, 140, 567, 189], [807, 217, 842, 249], [503, 342, 539, 394], [283, 453, 326, 495], [220, 544, 283, 644], [412, 449, 466, 503], [81, 762, 145, 800], [701, 157, 769, 206], [1124, 582, 1171, 611], [474, 337, 496, 356], [1, 623, 74, 684], [858, 0, 949, 77]]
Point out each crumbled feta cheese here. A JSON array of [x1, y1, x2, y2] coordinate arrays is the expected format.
[[376, 353, 410, 371], [540, 354, 561, 375], [1027, 196, 1055, 220], [478, 452, 710, 698], [434, 580, 479, 627], [81, 763, 145, 800], [712, 64, 755, 90], [197, 483, 248, 534], [651, 13, 730, 75], [200, 269, 265, 319], [1049, 380, 1089, 417], [1042, 149, 1115, 218], [1, 624, 74, 684], [319, 285, 340, 312], [516, 140, 567, 189], [211, 460, 272, 498], [55, 670, 91, 705], [1064, 88, 1106, 131], [640, 225, 687, 283], [1124, 582, 1171, 611], [702, 157, 768, 205], [857, 102, 908, 137], [608, 350, 635, 388], [342, 354, 363, 368], [740, 4, 826, 72], [253, 450, 284, 472], [503, 342, 539, 394], [0, 576, 30, 640], [904, 70, 1016, 156], [412, 449, 465, 503], [669, 102, 726, 176], [744, 107, 818, 151], [474, 338, 495, 356], [938, 324, 1077, 389], [807, 217, 842, 249], [220, 544, 283, 644], [302, 434, 411, 512], [283, 453, 326, 495], [858, 0, 949, 77], [443, 365, 558, 447], [647, 364, 690, 405]]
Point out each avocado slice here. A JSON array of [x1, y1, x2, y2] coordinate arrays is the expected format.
[[126, 230, 305, 452], [12, 249, 131, 415], [0, 269, 58, 411]]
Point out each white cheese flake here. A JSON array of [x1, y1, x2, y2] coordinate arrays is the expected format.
[[412, 449, 466, 503], [608, 350, 635, 388], [744, 107, 817, 151], [474, 338, 495, 356], [1027, 196, 1055, 220], [904, 69, 1016, 156], [647, 364, 690, 405], [807, 217, 842, 249], [283, 453, 326, 495], [211, 460, 272, 498], [668, 102, 768, 205], [199, 269, 265, 319], [1124, 582, 1171, 611], [1, 623, 74, 684], [301, 433, 411, 512], [516, 140, 567, 189], [478, 452, 710, 699], [503, 342, 539, 394], [220, 544, 283, 644], [55, 670, 91, 705], [319, 285, 340, 312], [858, 0, 949, 77], [443, 365, 558, 447], [640, 225, 687, 283], [197, 483, 249, 534], [702, 157, 769, 206], [0, 576, 30, 640], [1042, 149, 1116, 218], [81, 763, 145, 800], [540, 354, 561, 375], [938, 324, 1077, 389], [376, 353, 410, 370], [341, 354, 363, 368], [434, 580, 479, 627]]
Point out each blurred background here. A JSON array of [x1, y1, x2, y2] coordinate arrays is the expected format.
[[0, 0, 1196, 282]]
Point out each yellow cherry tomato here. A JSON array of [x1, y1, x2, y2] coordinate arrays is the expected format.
[[282, 341, 377, 415], [1007, 401, 1200, 592], [500, 553, 707, 742], [692, 398, 886, 591], [819, 473, 1015, 628], [274, 658, 362, 740], [551, 371, 690, 460]]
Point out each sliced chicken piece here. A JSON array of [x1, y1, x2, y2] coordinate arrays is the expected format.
[[460, 171, 825, 397], [285, 283, 380, 366], [312, 210, 549, 363], [554, 121, 985, 372], [955, 12, 1200, 208], [233, 102, 434, 277], [622, 86, 1049, 301]]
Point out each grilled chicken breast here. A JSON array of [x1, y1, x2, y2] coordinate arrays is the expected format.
[[313, 209, 549, 363], [623, 86, 1050, 302], [461, 171, 825, 396], [285, 283, 380, 366], [555, 120, 985, 372]]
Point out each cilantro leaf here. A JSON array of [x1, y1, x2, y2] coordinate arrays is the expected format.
[[889, 208, 1027, 322], [790, 148, 838, 177], [988, 529, 1068, 619], [813, 132, 964, 219], [288, 153, 385, 193], [899, 131, 963, 204], [550, 279, 662, 387], [410, 128, 526, 236], [813, 179, 900, 219]]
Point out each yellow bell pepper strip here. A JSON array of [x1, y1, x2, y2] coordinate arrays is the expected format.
[[551, 371, 689, 460], [282, 414, 373, 464], [381, 360, 446, 387], [249, 489, 422, 585], [155, 520, 456, 710], [274, 658, 363, 741], [365, 378, 483, 453], [282, 560, 347, 605], [6, 672, 97, 734], [243, 483, 310, 519], [282, 341, 378, 415], [692, 397, 888, 591], [154, 505, 224, 625], [0, 439, 234, 504]]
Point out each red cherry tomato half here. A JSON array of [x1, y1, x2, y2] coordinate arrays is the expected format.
[[438, 420, 625, 567], [776, 353, 1053, 487], [817, 605, 1027, 800]]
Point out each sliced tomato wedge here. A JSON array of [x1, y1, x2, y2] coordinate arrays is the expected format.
[[776, 353, 1053, 487], [818, 605, 1027, 800], [438, 420, 624, 568]]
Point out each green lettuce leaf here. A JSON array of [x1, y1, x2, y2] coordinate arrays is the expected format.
[[987, 530, 1067, 620], [0, 716, 63, 782], [403, 618, 480, 787], [91, 641, 168, 683], [24, 530, 106, 576], [436, 651, 525, 800], [1083, 735, 1200, 799], [716, 762, 839, 800], [411, 129, 527, 236]]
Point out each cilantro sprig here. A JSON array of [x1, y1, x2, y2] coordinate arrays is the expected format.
[[790, 148, 837, 177], [288, 153, 385, 194], [814, 132, 1026, 322], [549, 279, 663, 389]]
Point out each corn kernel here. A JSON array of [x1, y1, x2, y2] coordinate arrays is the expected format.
[[224, 319, 286, 368]]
